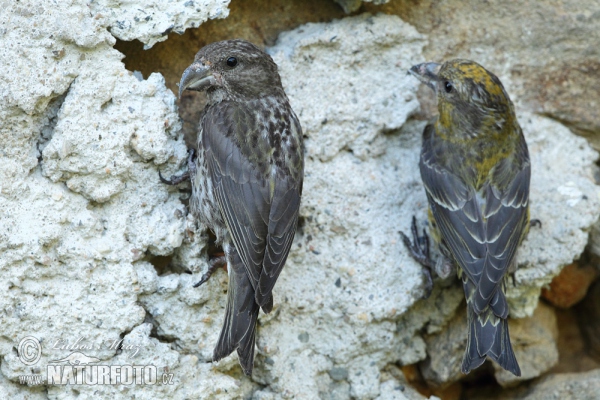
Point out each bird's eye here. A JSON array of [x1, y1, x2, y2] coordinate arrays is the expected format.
[[444, 81, 453, 93], [226, 57, 238, 67]]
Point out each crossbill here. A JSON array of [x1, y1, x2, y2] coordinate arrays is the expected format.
[[405, 59, 530, 376], [169, 40, 304, 375]]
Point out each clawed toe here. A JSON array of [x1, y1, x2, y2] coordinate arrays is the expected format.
[[193, 254, 227, 288], [400, 216, 434, 269], [159, 149, 197, 185], [400, 216, 435, 299], [159, 170, 190, 185]]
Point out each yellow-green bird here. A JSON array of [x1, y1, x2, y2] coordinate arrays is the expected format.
[[405, 59, 530, 376]]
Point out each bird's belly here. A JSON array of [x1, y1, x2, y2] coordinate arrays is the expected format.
[[190, 148, 227, 243]]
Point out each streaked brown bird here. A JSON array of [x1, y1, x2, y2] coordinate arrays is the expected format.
[[403, 59, 530, 376], [165, 39, 304, 375]]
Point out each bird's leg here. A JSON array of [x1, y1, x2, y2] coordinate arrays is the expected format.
[[193, 252, 227, 288], [530, 219, 542, 229], [159, 149, 196, 185], [187, 148, 197, 177], [400, 216, 434, 298]]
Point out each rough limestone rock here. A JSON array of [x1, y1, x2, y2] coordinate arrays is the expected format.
[[507, 112, 600, 318], [91, 0, 231, 49], [146, 14, 434, 400], [377, 365, 429, 400], [0, 0, 248, 398], [505, 369, 600, 400], [269, 14, 425, 162], [2, 1, 600, 399]]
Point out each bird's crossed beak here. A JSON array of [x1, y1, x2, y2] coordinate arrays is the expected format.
[[178, 62, 217, 99], [408, 62, 441, 90]]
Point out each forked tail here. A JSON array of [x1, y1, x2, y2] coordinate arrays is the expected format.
[[462, 302, 520, 376]]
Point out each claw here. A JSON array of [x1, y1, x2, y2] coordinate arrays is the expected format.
[[159, 169, 190, 185], [159, 149, 197, 185], [530, 218, 542, 229], [194, 254, 227, 288], [187, 148, 197, 176], [400, 216, 435, 299]]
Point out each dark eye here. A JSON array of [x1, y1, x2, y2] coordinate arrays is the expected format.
[[226, 57, 238, 67], [444, 81, 453, 93]]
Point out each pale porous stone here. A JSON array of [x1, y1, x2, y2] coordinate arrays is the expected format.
[[377, 365, 430, 400], [269, 13, 425, 161], [91, 0, 231, 49], [508, 112, 600, 317], [0, 0, 250, 398], [2, 1, 600, 399], [147, 15, 434, 399]]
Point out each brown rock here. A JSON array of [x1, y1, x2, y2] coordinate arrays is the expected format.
[[541, 263, 599, 309], [518, 61, 600, 148], [364, 1, 600, 147], [420, 301, 559, 388], [494, 302, 559, 387], [550, 308, 600, 374]]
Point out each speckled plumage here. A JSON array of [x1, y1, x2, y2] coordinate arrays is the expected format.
[[409, 59, 530, 376], [181, 40, 304, 376]]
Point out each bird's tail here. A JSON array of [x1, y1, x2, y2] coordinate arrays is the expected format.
[[213, 247, 260, 376], [462, 300, 521, 376]]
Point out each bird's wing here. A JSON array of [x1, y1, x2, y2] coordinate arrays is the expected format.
[[476, 135, 530, 313], [202, 102, 302, 308], [420, 124, 530, 317]]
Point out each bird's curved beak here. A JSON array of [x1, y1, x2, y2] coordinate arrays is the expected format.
[[408, 62, 441, 90], [178, 62, 217, 99]]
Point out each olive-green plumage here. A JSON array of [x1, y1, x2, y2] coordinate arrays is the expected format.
[[409, 59, 530, 376]]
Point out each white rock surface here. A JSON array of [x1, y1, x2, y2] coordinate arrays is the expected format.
[[0, 0, 246, 398], [143, 14, 434, 399], [508, 113, 600, 317], [91, 0, 231, 49], [269, 14, 425, 161], [1, 2, 600, 399]]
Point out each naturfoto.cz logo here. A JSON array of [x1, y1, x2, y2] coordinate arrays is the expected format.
[[17, 336, 174, 386]]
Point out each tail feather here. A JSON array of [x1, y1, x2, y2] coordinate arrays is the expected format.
[[261, 293, 273, 314], [213, 248, 260, 376], [462, 303, 521, 376]]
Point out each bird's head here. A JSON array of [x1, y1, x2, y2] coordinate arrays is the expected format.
[[179, 39, 284, 102], [409, 59, 515, 137]]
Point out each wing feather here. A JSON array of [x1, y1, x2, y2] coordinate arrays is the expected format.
[[203, 102, 302, 308], [420, 124, 530, 317]]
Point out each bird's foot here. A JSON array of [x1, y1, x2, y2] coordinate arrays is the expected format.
[[159, 149, 196, 185], [530, 219, 542, 229], [159, 170, 190, 185], [193, 252, 227, 288], [400, 216, 434, 299]]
